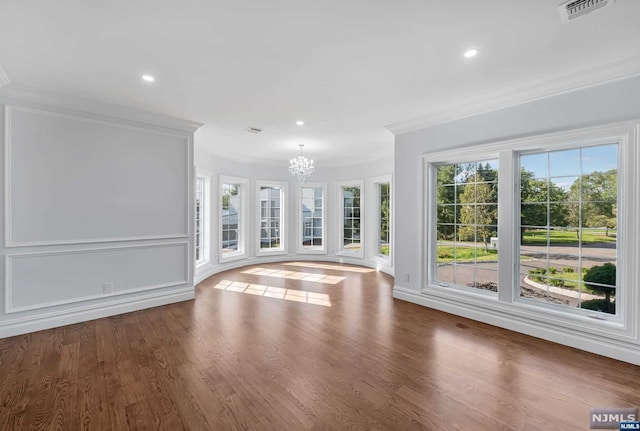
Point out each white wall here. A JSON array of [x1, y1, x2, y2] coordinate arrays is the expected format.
[[393, 75, 640, 365], [0, 91, 199, 338], [194, 146, 394, 283]]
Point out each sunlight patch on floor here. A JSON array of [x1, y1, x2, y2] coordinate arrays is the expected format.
[[240, 267, 346, 284], [213, 280, 332, 307], [282, 262, 375, 273]]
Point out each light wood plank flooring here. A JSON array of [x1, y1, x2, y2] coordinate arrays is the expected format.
[[1, 261, 639, 430]]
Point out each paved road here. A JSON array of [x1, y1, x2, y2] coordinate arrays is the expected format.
[[436, 242, 616, 307]]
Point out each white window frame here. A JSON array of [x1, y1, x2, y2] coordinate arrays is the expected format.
[[219, 175, 249, 263], [297, 182, 327, 254], [422, 121, 638, 341], [370, 174, 393, 264], [256, 180, 288, 256], [195, 170, 211, 267], [337, 180, 364, 258]]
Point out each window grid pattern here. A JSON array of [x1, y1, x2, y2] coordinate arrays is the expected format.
[[195, 177, 205, 264], [378, 183, 390, 256], [221, 183, 240, 255], [260, 186, 282, 249], [518, 144, 618, 315], [435, 160, 499, 292], [301, 186, 323, 248], [342, 186, 361, 251]]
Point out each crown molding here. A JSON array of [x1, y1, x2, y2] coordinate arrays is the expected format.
[[0, 84, 203, 134], [0, 64, 10, 88], [386, 54, 640, 136]]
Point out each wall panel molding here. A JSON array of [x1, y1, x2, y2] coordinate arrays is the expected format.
[[5, 242, 189, 314], [4, 105, 193, 247]]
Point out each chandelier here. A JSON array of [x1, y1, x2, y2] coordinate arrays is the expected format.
[[288, 144, 314, 184]]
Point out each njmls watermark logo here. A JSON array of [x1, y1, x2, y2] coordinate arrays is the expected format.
[[590, 408, 638, 429]]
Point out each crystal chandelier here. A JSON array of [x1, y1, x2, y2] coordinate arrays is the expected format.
[[288, 144, 314, 184]]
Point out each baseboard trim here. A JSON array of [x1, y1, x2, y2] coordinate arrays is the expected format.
[[195, 255, 394, 285], [393, 286, 640, 366], [0, 287, 195, 338]]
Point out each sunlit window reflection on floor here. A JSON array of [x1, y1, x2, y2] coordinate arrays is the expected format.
[[282, 262, 375, 273], [214, 280, 332, 307], [240, 268, 346, 284]]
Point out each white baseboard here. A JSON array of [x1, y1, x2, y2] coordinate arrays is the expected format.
[[195, 255, 394, 285], [0, 287, 195, 339], [393, 286, 640, 366]]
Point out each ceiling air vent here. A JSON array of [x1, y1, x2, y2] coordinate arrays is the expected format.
[[245, 126, 263, 134], [559, 0, 615, 22]]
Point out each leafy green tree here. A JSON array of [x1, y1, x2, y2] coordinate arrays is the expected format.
[[584, 262, 616, 307], [567, 170, 617, 239], [519, 168, 568, 241], [436, 164, 459, 240], [458, 174, 497, 251]]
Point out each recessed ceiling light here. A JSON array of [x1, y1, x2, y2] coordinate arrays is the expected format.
[[141, 74, 155, 82], [464, 49, 478, 59], [296, 120, 305, 126]]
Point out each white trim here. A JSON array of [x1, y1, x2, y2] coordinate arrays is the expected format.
[[387, 54, 640, 135], [256, 180, 288, 256], [336, 180, 365, 258], [0, 84, 202, 133], [195, 255, 394, 286], [3, 104, 192, 247], [0, 288, 195, 339], [296, 182, 328, 255], [419, 121, 639, 344], [4, 241, 190, 314], [394, 286, 640, 366], [219, 175, 250, 263]]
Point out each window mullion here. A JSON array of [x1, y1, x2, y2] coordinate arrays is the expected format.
[[497, 150, 515, 303]]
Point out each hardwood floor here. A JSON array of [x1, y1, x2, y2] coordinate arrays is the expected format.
[[1, 261, 639, 430]]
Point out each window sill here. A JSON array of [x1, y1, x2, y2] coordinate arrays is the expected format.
[[421, 282, 632, 341]]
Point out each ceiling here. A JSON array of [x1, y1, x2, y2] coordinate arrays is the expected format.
[[1, 0, 639, 166]]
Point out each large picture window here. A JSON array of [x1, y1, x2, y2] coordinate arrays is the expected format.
[[299, 184, 325, 252], [425, 123, 636, 332]]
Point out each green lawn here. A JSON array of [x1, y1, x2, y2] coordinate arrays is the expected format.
[[437, 246, 497, 263], [380, 245, 390, 256], [522, 229, 616, 245], [527, 267, 604, 295]]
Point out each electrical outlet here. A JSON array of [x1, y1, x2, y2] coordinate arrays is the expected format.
[[103, 283, 113, 294], [403, 273, 410, 282]]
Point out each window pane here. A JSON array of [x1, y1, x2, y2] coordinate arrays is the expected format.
[[301, 186, 324, 249], [260, 186, 283, 250], [195, 177, 206, 264], [433, 160, 499, 293], [222, 183, 241, 254], [518, 144, 618, 315]]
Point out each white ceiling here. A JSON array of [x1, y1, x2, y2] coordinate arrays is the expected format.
[[1, 0, 640, 166]]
